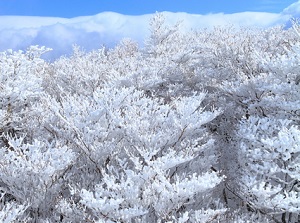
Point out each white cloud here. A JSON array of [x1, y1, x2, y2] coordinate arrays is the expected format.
[[0, 3, 298, 60], [282, 0, 300, 16]]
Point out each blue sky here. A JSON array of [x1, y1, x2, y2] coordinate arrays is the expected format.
[[0, 0, 298, 17], [0, 0, 299, 60]]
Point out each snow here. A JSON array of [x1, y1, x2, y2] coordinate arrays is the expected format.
[[0, 3, 298, 59]]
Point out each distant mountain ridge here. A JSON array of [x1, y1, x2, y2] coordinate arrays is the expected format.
[[0, 1, 299, 59]]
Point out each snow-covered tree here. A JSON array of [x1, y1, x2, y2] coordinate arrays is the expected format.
[[45, 84, 224, 222], [237, 117, 300, 222], [0, 46, 77, 221], [0, 191, 29, 223], [1, 12, 300, 222], [232, 21, 300, 223]]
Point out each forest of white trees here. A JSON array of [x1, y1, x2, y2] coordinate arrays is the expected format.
[[0, 14, 299, 222]]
